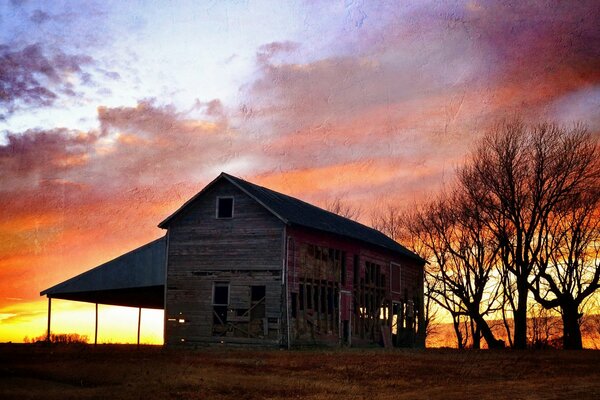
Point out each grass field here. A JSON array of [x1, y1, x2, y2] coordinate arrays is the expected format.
[[1, 344, 599, 399]]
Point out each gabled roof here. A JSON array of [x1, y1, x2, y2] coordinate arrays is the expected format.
[[40, 237, 166, 308], [159, 173, 425, 263]]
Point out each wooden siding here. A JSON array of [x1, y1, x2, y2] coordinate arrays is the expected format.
[[285, 226, 424, 347], [165, 179, 285, 346]]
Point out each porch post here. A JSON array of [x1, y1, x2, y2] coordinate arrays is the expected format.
[[94, 303, 98, 346], [46, 297, 52, 343], [137, 307, 142, 347]]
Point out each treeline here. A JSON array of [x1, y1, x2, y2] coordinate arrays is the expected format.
[[24, 333, 89, 344], [374, 120, 600, 350]]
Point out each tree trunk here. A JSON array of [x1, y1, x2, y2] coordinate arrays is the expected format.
[[453, 318, 464, 349], [512, 280, 529, 349], [562, 303, 583, 350], [471, 319, 480, 350], [472, 313, 505, 349]]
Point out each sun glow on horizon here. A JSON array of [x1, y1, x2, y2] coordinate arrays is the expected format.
[[0, 299, 163, 344]]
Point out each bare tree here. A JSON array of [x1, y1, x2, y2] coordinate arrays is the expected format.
[[404, 193, 505, 349], [422, 268, 440, 343], [528, 303, 562, 349], [529, 176, 600, 349], [371, 204, 403, 241], [324, 197, 362, 220], [458, 120, 599, 349]]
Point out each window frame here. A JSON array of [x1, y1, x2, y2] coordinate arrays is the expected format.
[[215, 196, 234, 219], [212, 282, 230, 306], [390, 262, 402, 294]]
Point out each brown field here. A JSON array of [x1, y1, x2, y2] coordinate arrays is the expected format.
[[1, 344, 600, 399]]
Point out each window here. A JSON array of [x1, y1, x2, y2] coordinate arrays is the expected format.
[[216, 197, 234, 218], [291, 293, 297, 318], [212, 282, 229, 329], [341, 252, 347, 285], [213, 282, 229, 305], [391, 263, 401, 293], [299, 284, 305, 310], [251, 285, 265, 302]]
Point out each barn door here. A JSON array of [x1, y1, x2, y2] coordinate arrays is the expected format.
[[339, 290, 352, 346]]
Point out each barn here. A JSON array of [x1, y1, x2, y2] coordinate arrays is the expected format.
[[42, 172, 426, 348]]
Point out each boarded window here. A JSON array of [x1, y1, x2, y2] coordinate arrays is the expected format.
[[391, 263, 401, 293], [216, 197, 234, 218]]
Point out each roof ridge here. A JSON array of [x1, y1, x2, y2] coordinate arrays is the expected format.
[[160, 172, 425, 263], [225, 173, 424, 262], [227, 173, 388, 234]]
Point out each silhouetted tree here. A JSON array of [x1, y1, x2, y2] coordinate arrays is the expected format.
[[529, 175, 600, 349], [404, 194, 504, 349], [459, 120, 599, 349], [528, 303, 561, 349], [371, 204, 403, 242], [325, 197, 362, 220], [24, 332, 89, 344]]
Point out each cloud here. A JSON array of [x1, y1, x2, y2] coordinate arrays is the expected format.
[[0, 44, 97, 118], [241, 0, 600, 193], [0, 98, 241, 302], [30, 9, 50, 24]]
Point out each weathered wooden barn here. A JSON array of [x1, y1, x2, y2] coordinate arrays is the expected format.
[[42, 172, 426, 348]]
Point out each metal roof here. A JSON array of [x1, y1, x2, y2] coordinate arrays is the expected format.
[[160, 172, 425, 263], [40, 237, 166, 309]]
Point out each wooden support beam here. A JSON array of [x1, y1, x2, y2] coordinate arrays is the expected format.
[[94, 303, 98, 346], [137, 307, 142, 347], [46, 297, 51, 343]]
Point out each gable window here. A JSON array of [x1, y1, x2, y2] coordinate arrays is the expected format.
[[216, 197, 234, 219]]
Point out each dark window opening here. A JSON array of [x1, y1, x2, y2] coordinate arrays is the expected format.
[[341, 252, 347, 285], [327, 287, 334, 313], [213, 283, 229, 305], [306, 285, 313, 309], [320, 286, 327, 312], [391, 263, 401, 293], [291, 293, 298, 318], [299, 284, 305, 310], [213, 305, 227, 325], [216, 197, 234, 218], [251, 285, 266, 302]]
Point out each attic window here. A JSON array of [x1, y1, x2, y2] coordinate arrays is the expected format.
[[216, 197, 234, 218]]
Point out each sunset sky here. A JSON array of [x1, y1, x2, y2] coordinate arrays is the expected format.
[[1, 0, 599, 344]]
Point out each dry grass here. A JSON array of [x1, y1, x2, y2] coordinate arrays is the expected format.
[[1, 344, 599, 399]]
